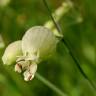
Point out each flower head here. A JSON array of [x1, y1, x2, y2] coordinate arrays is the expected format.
[[2, 26, 58, 81]]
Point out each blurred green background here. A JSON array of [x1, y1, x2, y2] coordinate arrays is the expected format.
[[0, 0, 96, 96]]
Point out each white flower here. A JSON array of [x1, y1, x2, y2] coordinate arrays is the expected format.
[[2, 26, 58, 81]]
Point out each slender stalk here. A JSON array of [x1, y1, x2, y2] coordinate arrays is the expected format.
[[35, 72, 67, 96], [61, 38, 96, 90], [43, 0, 96, 90]]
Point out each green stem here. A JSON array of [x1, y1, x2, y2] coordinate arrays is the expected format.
[[35, 72, 67, 96]]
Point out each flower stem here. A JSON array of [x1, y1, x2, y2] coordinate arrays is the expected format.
[[35, 72, 67, 96]]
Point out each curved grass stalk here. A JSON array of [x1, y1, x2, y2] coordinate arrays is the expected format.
[[43, 0, 96, 91], [61, 38, 96, 90]]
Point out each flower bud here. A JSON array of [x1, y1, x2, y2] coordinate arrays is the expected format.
[[2, 41, 22, 65]]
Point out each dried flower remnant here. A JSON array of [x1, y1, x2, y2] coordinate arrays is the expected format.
[[23, 63, 37, 81]]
